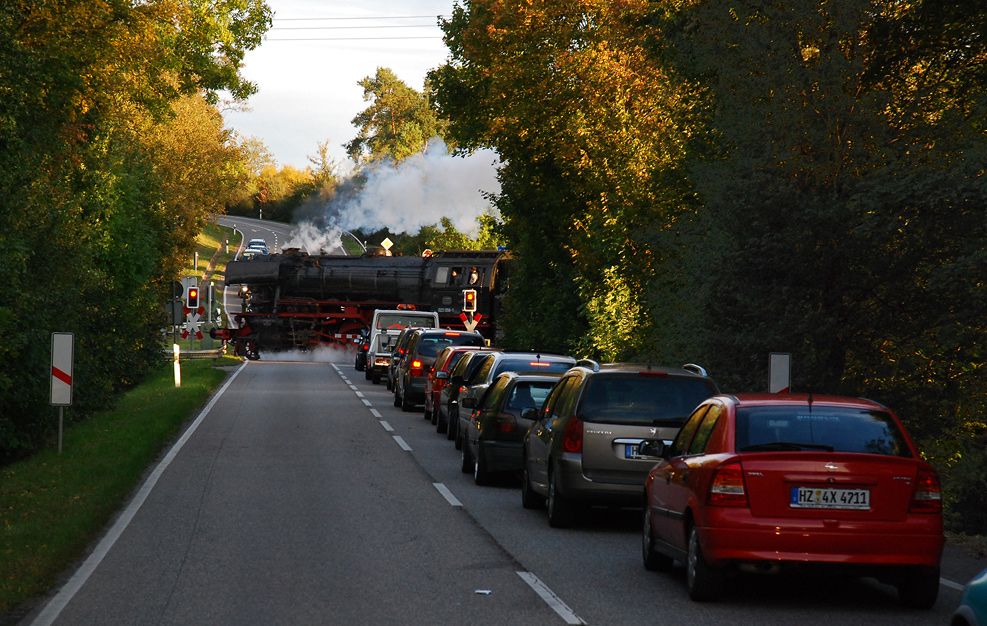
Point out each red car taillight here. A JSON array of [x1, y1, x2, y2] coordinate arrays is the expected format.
[[410, 360, 423, 377], [493, 413, 518, 440], [561, 416, 583, 453], [708, 462, 748, 507], [909, 468, 943, 513]]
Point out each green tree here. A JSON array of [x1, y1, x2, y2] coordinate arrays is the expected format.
[[0, 0, 271, 461], [649, 0, 987, 531], [431, 0, 700, 354], [345, 67, 448, 164]]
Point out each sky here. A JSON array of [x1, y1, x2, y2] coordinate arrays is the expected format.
[[222, 0, 503, 248], [222, 0, 458, 170]]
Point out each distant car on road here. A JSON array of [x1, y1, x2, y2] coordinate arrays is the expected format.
[[393, 329, 484, 412], [426, 345, 490, 426], [246, 238, 269, 254], [462, 371, 562, 485], [641, 393, 944, 607], [457, 352, 576, 458], [436, 348, 502, 438]]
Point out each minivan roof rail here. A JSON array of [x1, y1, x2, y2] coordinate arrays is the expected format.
[[682, 363, 708, 377], [575, 358, 600, 372]]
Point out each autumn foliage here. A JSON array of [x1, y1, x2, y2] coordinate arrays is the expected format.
[[432, 0, 987, 532], [0, 0, 271, 462]]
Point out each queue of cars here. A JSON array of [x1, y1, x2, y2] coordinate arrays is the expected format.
[[358, 328, 948, 610]]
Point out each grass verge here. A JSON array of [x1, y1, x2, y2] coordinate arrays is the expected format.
[[0, 356, 242, 615]]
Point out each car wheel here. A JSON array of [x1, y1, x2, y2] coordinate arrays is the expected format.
[[460, 435, 472, 473], [364, 367, 372, 380], [686, 524, 722, 602], [642, 504, 673, 571], [393, 388, 401, 408], [372, 373, 380, 384], [547, 468, 574, 528], [521, 461, 545, 510], [474, 448, 492, 486], [436, 409, 447, 434], [401, 391, 415, 412], [896, 565, 940, 609]]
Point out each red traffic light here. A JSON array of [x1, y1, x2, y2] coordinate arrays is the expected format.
[[187, 287, 199, 309], [463, 289, 477, 313]]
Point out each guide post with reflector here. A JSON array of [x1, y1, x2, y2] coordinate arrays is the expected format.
[[50, 332, 74, 453]]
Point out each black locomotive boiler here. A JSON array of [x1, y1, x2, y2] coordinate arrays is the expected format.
[[213, 248, 508, 359]]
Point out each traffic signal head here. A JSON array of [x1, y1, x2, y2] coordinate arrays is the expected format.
[[187, 286, 199, 309], [463, 289, 477, 313]]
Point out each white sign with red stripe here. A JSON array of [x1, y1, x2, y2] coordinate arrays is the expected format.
[[50, 332, 74, 406]]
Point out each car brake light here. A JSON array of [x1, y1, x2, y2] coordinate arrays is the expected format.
[[561, 416, 583, 453], [909, 468, 943, 513], [529, 362, 551, 367], [708, 462, 748, 507], [638, 371, 667, 377], [410, 360, 423, 376], [494, 413, 517, 439], [444, 332, 461, 336]]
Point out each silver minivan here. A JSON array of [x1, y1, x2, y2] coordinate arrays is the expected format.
[[521, 361, 718, 527]]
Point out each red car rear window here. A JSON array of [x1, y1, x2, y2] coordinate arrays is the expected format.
[[735, 406, 912, 457]]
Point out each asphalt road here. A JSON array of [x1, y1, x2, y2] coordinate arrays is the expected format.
[[20, 356, 985, 625]]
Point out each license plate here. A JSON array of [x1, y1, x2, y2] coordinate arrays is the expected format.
[[625, 444, 640, 458], [790, 487, 870, 510]]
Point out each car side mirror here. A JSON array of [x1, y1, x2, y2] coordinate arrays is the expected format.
[[520, 408, 539, 421], [461, 396, 477, 409], [638, 439, 667, 459], [436, 371, 449, 380]]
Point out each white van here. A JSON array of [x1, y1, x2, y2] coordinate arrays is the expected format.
[[367, 309, 440, 384]]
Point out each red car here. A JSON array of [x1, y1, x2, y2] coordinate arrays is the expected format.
[[424, 345, 494, 425], [641, 393, 944, 608]]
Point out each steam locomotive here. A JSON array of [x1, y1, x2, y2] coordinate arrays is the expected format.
[[212, 248, 508, 359]]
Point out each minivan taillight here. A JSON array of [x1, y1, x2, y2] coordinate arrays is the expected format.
[[708, 462, 748, 507], [561, 416, 583, 453], [909, 468, 943, 513], [410, 360, 423, 377]]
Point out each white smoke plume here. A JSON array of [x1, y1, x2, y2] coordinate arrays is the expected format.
[[282, 220, 343, 254], [336, 139, 501, 234], [283, 139, 501, 255]]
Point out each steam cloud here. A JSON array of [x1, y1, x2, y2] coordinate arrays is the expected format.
[[286, 139, 501, 254]]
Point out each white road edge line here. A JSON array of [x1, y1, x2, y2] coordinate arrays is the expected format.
[[361, 399, 372, 406], [30, 361, 249, 626], [432, 483, 462, 507], [393, 435, 412, 451], [517, 572, 585, 625], [380, 421, 394, 432], [370, 409, 382, 418]]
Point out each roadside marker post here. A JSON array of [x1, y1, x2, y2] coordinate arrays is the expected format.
[[50, 332, 74, 454], [769, 352, 792, 393]]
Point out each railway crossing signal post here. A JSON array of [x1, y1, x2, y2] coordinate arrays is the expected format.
[[461, 289, 482, 332]]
